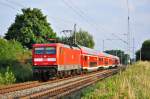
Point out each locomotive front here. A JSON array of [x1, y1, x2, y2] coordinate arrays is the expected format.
[[32, 44, 57, 81]]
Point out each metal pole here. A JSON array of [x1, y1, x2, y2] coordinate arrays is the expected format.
[[62, 30, 73, 45], [74, 24, 76, 45], [132, 38, 135, 62], [121, 52, 122, 64], [103, 40, 104, 52], [126, 0, 130, 64], [140, 48, 142, 61], [115, 50, 117, 56]]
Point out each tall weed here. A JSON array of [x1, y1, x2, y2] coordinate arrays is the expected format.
[[0, 67, 16, 85], [81, 61, 150, 99]]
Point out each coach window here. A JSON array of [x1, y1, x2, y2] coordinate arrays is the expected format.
[[115, 60, 118, 63], [105, 60, 108, 65], [99, 58, 103, 62], [85, 56, 87, 61]]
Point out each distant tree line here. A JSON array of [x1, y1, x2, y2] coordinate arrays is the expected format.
[[136, 39, 150, 61], [58, 29, 95, 48]]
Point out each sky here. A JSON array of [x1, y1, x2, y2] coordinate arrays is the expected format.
[[0, 0, 150, 58]]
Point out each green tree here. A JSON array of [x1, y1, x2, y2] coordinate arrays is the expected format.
[[5, 8, 56, 48], [75, 29, 95, 48], [136, 50, 140, 61], [59, 29, 95, 48], [136, 39, 150, 61]]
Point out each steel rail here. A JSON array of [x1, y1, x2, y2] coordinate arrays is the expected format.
[[0, 81, 38, 94], [20, 69, 120, 99]]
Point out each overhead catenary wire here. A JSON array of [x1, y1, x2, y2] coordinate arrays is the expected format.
[[66, 0, 127, 44], [64, 0, 107, 36], [103, 38, 127, 51], [61, 0, 95, 45], [62, 0, 110, 47], [0, 1, 16, 10], [63, 0, 128, 43], [49, 17, 91, 47], [61, 0, 95, 30], [49, 16, 77, 24], [5, 0, 25, 8], [62, 0, 128, 52], [62, 0, 112, 40]]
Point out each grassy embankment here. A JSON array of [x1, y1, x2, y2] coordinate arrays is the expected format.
[[81, 61, 150, 99], [0, 38, 32, 85]]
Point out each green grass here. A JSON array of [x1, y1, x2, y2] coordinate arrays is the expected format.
[[81, 61, 150, 99]]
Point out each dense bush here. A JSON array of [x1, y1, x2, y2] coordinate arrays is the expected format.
[[0, 67, 16, 85], [0, 38, 33, 83]]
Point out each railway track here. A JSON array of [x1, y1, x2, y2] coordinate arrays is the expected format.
[[21, 70, 116, 99], [0, 76, 79, 95], [0, 67, 124, 99], [0, 81, 38, 94]]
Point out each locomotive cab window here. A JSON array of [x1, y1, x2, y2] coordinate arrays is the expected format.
[[34, 47, 56, 54], [45, 47, 56, 54], [35, 47, 44, 54]]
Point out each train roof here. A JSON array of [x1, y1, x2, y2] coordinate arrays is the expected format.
[[103, 52, 119, 59], [99, 52, 105, 57], [79, 46, 100, 56], [33, 43, 73, 47], [33, 43, 80, 50], [103, 52, 111, 57], [33, 43, 58, 47]]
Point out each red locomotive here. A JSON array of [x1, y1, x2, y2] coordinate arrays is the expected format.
[[32, 43, 120, 81]]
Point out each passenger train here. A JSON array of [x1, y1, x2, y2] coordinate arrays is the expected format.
[[32, 43, 120, 81]]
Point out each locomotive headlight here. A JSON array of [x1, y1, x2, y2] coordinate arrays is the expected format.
[[34, 58, 43, 62], [47, 58, 56, 61]]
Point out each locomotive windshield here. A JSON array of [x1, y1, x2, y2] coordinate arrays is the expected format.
[[35, 47, 44, 54], [45, 47, 56, 54], [35, 47, 56, 54]]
